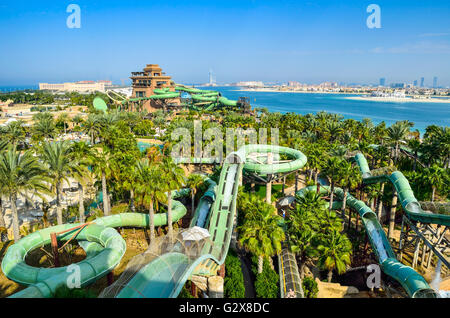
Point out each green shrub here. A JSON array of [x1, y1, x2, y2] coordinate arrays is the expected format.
[[54, 285, 97, 298], [254, 258, 279, 298], [111, 203, 129, 215], [302, 276, 318, 298], [224, 249, 245, 298], [178, 285, 195, 298]]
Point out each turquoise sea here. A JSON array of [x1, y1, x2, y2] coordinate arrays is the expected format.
[[0, 85, 38, 92], [213, 86, 450, 133]]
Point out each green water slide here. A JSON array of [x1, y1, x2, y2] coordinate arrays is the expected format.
[[114, 145, 307, 298], [175, 86, 218, 96], [191, 95, 217, 103], [127, 92, 180, 103], [115, 156, 244, 297], [4, 144, 302, 298], [3, 190, 189, 298], [175, 84, 240, 109], [352, 153, 450, 226], [112, 147, 437, 298], [153, 88, 171, 95], [296, 186, 436, 298], [190, 94, 238, 108]]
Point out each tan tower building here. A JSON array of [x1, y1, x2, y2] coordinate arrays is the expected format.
[[130, 64, 179, 112]]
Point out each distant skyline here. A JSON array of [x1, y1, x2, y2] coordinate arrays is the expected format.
[[0, 0, 449, 86]]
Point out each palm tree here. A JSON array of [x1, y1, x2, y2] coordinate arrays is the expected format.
[[296, 189, 326, 212], [316, 229, 352, 282], [424, 165, 445, 202], [364, 185, 379, 211], [39, 141, 80, 225], [83, 115, 101, 145], [3, 120, 26, 147], [186, 174, 204, 216], [135, 159, 166, 241], [159, 157, 185, 240], [33, 116, 56, 141], [325, 121, 344, 142], [72, 114, 84, 129], [338, 161, 361, 218], [0, 147, 50, 241], [330, 146, 348, 160], [407, 139, 422, 171], [56, 113, 70, 135], [92, 146, 114, 216], [0, 140, 8, 152], [388, 191, 398, 240], [387, 121, 410, 164], [0, 183, 8, 241], [287, 203, 319, 278], [376, 182, 385, 221], [69, 141, 93, 223], [423, 126, 449, 168], [323, 157, 343, 211], [239, 203, 285, 274], [305, 147, 323, 183]]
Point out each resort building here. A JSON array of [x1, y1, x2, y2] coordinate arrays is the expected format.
[[235, 81, 265, 87], [39, 81, 113, 93], [130, 64, 179, 112]]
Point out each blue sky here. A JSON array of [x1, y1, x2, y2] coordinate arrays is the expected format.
[[0, 0, 449, 86]]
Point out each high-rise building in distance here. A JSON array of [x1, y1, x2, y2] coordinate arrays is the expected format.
[[209, 69, 216, 85], [413, 80, 418, 87], [391, 83, 406, 89], [433, 77, 438, 88], [420, 77, 425, 88], [379, 78, 386, 86]]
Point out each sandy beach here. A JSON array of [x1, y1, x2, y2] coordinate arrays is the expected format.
[[233, 88, 450, 104], [233, 88, 365, 95], [344, 96, 450, 104]]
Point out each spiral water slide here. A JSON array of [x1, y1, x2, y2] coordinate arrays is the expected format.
[[3, 191, 189, 298]]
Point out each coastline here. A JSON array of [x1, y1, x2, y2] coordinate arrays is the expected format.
[[232, 88, 365, 95], [232, 88, 450, 103], [343, 96, 450, 104]]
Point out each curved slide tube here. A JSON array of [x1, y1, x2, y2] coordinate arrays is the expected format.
[[296, 186, 436, 298], [114, 159, 243, 297], [353, 153, 450, 227], [176, 85, 239, 109], [3, 191, 189, 298], [113, 145, 307, 298], [127, 92, 180, 103]]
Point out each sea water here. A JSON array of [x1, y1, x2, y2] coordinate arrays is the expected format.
[[214, 87, 450, 134]]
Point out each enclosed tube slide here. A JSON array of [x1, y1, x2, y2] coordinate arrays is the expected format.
[[353, 153, 450, 227], [296, 186, 436, 298]]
